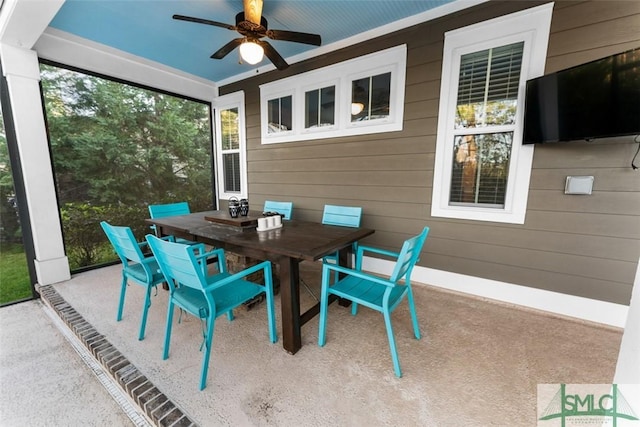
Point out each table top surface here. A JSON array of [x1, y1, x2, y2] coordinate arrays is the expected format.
[[146, 210, 375, 261], [203, 210, 264, 227]]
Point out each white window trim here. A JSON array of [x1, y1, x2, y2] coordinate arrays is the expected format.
[[213, 91, 248, 200], [260, 44, 406, 144], [431, 3, 553, 224]]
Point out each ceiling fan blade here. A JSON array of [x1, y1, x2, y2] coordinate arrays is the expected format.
[[266, 29, 321, 46], [211, 38, 244, 59], [258, 40, 289, 70], [173, 14, 235, 31], [243, 0, 263, 25]]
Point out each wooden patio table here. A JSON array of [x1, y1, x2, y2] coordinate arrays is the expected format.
[[145, 210, 375, 354]]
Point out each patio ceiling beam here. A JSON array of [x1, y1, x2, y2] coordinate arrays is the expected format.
[[0, 0, 64, 50]]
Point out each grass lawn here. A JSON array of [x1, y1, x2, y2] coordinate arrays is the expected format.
[[0, 243, 33, 305], [0, 241, 119, 305]]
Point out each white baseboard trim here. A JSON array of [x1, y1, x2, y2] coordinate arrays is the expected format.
[[361, 256, 629, 329]]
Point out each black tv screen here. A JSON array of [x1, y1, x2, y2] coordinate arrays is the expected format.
[[523, 47, 640, 144]]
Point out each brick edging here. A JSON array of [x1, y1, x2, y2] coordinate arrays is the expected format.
[[37, 285, 198, 427]]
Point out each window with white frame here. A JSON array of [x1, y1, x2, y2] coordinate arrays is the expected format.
[[450, 42, 523, 207], [267, 94, 293, 134], [260, 45, 406, 144], [431, 3, 553, 224], [213, 91, 247, 199], [305, 85, 335, 129], [351, 72, 391, 122]]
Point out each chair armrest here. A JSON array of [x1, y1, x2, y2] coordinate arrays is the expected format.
[[141, 256, 158, 268], [355, 245, 399, 270], [322, 263, 396, 288], [193, 246, 224, 273], [357, 245, 399, 259], [192, 243, 214, 258], [194, 248, 219, 259], [203, 260, 273, 292], [194, 247, 223, 263], [140, 235, 175, 261], [138, 234, 174, 250]]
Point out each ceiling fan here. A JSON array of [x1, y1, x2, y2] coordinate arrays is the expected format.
[[173, 0, 322, 70]]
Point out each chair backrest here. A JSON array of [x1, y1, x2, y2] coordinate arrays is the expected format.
[[263, 200, 293, 220], [100, 221, 146, 265], [145, 234, 206, 293], [322, 205, 362, 228], [389, 227, 430, 283], [148, 202, 191, 219]]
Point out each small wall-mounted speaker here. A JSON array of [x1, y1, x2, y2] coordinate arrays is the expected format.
[[565, 176, 594, 195]]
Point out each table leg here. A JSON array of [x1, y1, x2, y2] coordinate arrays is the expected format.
[[279, 257, 302, 354], [338, 247, 351, 307]]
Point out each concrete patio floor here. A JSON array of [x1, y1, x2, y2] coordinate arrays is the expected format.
[[0, 299, 136, 426], [0, 261, 624, 426]]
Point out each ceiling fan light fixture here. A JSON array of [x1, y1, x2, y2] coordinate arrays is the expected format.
[[239, 40, 264, 65]]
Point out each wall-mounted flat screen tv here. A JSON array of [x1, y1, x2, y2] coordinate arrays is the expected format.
[[523, 47, 640, 144]]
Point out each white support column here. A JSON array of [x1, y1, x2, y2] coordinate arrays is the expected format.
[[615, 258, 640, 383], [1, 44, 70, 284]]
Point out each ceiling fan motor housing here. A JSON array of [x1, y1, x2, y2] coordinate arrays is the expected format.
[[235, 12, 268, 35]]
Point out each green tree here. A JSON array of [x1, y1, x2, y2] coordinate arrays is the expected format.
[[0, 99, 32, 304], [41, 66, 213, 208], [40, 65, 215, 269], [0, 109, 21, 243]]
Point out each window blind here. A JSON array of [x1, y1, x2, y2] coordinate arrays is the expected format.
[[457, 42, 524, 108], [223, 153, 240, 193]]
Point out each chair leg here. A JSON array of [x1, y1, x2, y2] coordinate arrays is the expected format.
[[116, 273, 127, 321], [317, 270, 331, 347], [351, 302, 359, 316], [264, 281, 277, 343], [226, 310, 234, 321], [406, 286, 421, 340], [383, 310, 402, 378], [199, 317, 215, 390], [138, 285, 153, 341], [163, 301, 175, 360]]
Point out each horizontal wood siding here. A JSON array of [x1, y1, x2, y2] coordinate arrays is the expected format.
[[220, 0, 640, 305]]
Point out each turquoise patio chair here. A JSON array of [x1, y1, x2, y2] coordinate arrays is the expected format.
[[148, 202, 197, 245], [145, 234, 277, 390], [321, 204, 363, 283], [318, 226, 430, 378], [100, 221, 173, 341], [300, 204, 363, 300], [263, 200, 293, 220]]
